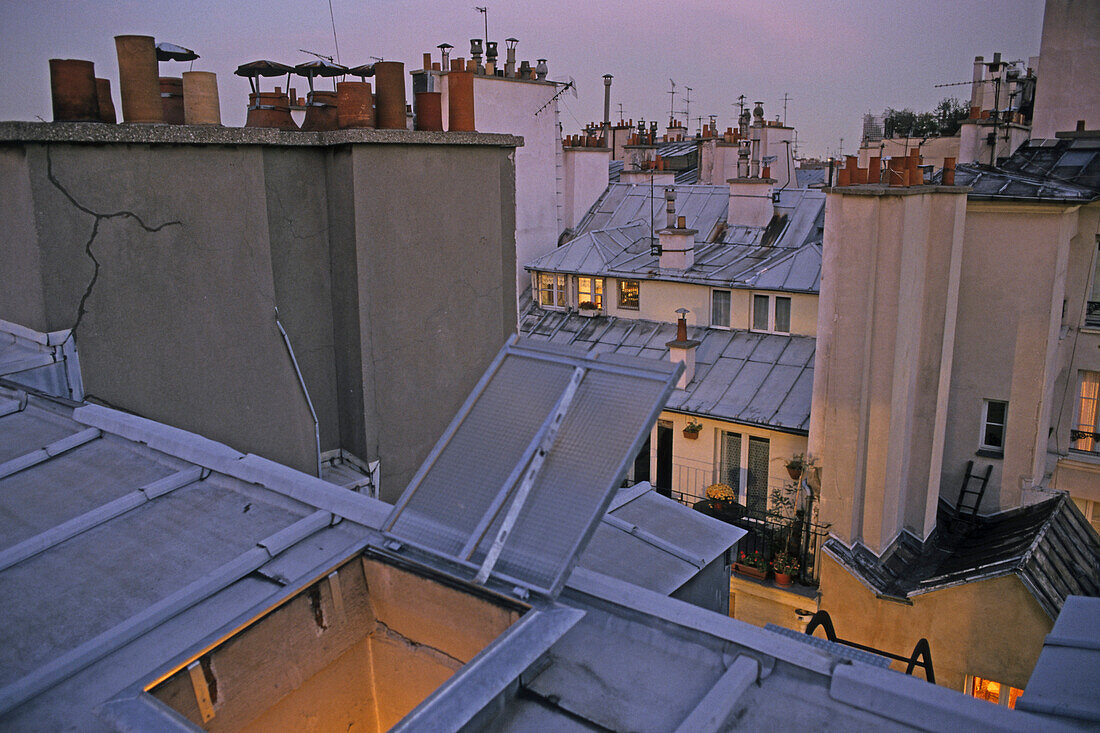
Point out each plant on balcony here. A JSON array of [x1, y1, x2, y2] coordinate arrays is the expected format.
[[705, 483, 736, 510], [578, 300, 600, 317], [771, 550, 799, 586], [683, 418, 703, 439], [784, 452, 816, 480], [735, 549, 767, 580]]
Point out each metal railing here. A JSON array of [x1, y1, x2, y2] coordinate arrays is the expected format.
[[1085, 301, 1100, 328], [672, 490, 831, 587]]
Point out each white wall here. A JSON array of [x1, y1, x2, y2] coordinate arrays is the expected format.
[[1031, 0, 1100, 137], [439, 73, 565, 295]]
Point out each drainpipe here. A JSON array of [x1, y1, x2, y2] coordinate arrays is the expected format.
[[275, 310, 322, 478]]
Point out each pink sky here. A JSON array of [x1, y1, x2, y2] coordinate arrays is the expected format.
[[0, 0, 1044, 157]]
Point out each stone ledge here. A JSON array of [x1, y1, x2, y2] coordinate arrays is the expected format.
[[0, 120, 523, 148]]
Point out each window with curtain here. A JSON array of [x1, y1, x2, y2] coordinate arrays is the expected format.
[[1072, 370, 1100, 453]]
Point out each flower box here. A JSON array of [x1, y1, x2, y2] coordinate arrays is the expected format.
[[734, 563, 767, 580], [683, 429, 700, 440], [578, 308, 600, 318]]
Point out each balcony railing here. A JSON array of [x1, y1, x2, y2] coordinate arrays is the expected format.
[[1086, 301, 1100, 328], [1071, 428, 1100, 453], [672, 491, 831, 587]]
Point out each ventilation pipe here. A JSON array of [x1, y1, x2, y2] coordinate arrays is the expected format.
[[665, 187, 676, 228], [970, 55, 984, 116], [535, 59, 548, 81], [373, 61, 406, 129], [448, 70, 475, 131], [415, 91, 443, 130], [159, 77, 184, 124], [182, 71, 220, 124], [438, 43, 453, 73], [505, 38, 518, 77], [602, 74, 613, 144], [337, 81, 373, 128], [49, 59, 100, 122], [96, 78, 116, 123], [114, 35, 163, 123], [470, 39, 484, 73], [485, 41, 498, 74]]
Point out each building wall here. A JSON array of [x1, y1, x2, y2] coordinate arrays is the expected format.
[[604, 278, 817, 337], [729, 576, 814, 632], [818, 555, 1051, 692], [651, 410, 807, 505], [563, 147, 611, 230], [1031, 0, 1100, 138], [811, 187, 969, 553], [0, 127, 518, 499], [940, 203, 1077, 512], [440, 73, 564, 295]]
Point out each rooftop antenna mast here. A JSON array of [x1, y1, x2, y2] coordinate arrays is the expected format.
[[668, 79, 677, 123], [474, 6, 488, 52], [737, 94, 746, 117], [683, 86, 692, 132], [299, 49, 335, 62], [782, 92, 791, 126], [326, 0, 341, 64], [618, 102, 624, 122]]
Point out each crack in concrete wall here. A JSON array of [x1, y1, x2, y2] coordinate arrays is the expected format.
[[370, 619, 465, 671], [44, 147, 182, 340]]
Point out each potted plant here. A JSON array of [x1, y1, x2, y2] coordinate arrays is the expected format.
[[784, 452, 815, 481], [734, 549, 767, 580], [578, 300, 600, 317], [683, 418, 703, 440], [705, 483, 736, 511], [771, 551, 799, 586]]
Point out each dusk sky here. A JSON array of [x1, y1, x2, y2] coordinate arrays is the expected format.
[[1, 0, 1045, 157]]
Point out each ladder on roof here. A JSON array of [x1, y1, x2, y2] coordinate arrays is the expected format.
[[955, 460, 993, 517]]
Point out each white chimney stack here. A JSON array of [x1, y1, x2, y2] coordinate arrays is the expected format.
[[666, 308, 700, 389], [727, 175, 775, 229], [658, 212, 696, 271]]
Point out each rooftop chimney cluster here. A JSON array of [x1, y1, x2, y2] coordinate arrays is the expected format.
[[49, 35, 220, 126], [425, 37, 548, 81], [44, 34, 490, 133], [835, 152, 958, 187]]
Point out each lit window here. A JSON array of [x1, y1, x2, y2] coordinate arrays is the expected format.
[[537, 272, 566, 309], [969, 676, 1023, 709], [711, 289, 731, 328], [1072, 371, 1100, 453], [578, 277, 604, 309], [980, 400, 1007, 452], [618, 279, 640, 310], [751, 293, 792, 334]]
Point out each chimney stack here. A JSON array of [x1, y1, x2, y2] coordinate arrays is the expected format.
[[602, 74, 613, 143], [658, 200, 696, 271], [505, 38, 518, 76], [727, 174, 775, 228], [666, 308, 701, 389]]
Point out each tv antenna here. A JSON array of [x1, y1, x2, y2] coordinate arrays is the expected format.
[[474, 6, 488, 49], [618, 102, 624, 122], [299, 49, 335, 63], [782, 92, 791, 126], [683, 86, 692, 131], [668, 79, 677, 122]]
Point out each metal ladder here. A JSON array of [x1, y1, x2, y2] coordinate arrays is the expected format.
[[955, 460, 992, 517]]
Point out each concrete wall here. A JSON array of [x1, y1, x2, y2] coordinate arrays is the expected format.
[[729, 576, 814, 632], [811, 186, 968, 553], [0, 125, 518, 498], [818, 555, 1051, 692], [151, 556, 522, 732], [1031, 0, 1100, 137]]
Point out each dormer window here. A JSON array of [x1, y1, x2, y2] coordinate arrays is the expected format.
[[711, 289, 731, 329], [751, 293, 791, 334], [618, 279, 640, 310], [537, 272, 566, 309], [578, 277, 604, 310]]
